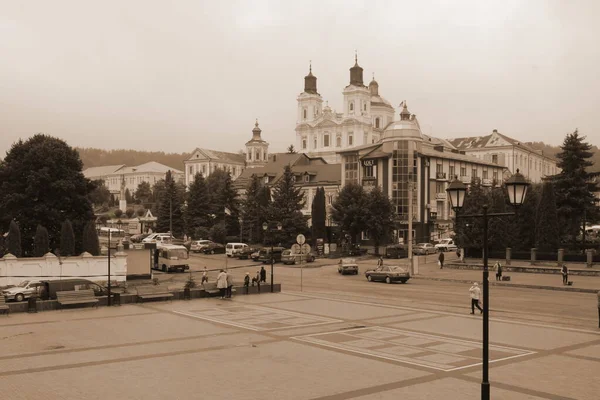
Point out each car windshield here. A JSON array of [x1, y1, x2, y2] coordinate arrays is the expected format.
[[17, 281, 30, 287], [168, 250, 188, 260], [390, 267, 407, 273], [417, 243, 428, 247]]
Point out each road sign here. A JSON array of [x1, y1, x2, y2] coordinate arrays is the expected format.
[[296, 234, 306, 245], [301, 244, 311, 254], [291, 244, 301, 254]]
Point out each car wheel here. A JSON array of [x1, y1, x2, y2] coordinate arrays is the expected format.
[[367, 275, 372, 282], [15, 293, 24, 302], [385, 276, 392, 284], [210, 250, 215, 255]]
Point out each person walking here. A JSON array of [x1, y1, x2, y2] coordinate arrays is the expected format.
[[377, 256, 383, 267], [201, 267, 208, 284], [244, 272, 250, 294], [561, 264, 569, 285], [260, 266, 267, 283], [255, 270, 261, 293], [469, 282, 483, 314], [438, 251, 445, 269], [225, 272, 234, 299], [495, 261, 503, 281], [216, 269, 228, 299]]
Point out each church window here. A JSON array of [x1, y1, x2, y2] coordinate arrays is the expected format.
[[336, 135, 341, 147], [375, 117, 380, 128], [349, 102, 354, 112], [264, 152, 267, 160], [256, 150, 260, 161], [303, 108, 307, 120], [302, 137, 307, 149], [364, 103, 367, 111], [314, 136, 317, 149], [323, 133, 330, 147], [348, 133, 353, 146]]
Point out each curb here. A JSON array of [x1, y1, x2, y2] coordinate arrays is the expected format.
[[412, 275, 598, 293], [444, 263, 600, 277]]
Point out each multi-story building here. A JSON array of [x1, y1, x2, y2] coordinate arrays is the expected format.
[[448, 130, 559, 183], [83, 162, 184, 199], [338, 103, 507, 244], [295, 57, 395, 164]]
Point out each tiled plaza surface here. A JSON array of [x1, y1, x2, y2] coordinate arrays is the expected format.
[[0, 292, 598, 400]]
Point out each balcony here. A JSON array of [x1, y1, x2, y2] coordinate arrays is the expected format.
[[435, 192, 447, 200], [460, 176, 470, 184], [435, 172, 447, 180]]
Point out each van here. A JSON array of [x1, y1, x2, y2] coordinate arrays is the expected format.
[[39, 279, 108, 301], [226, 243, 249, 257], [154, 244, 190, 273], [258, 247, 285, 264]]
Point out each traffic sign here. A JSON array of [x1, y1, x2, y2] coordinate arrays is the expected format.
[[291, 244, 301, 254], [301, 244, 311, 254], [296, 234, 306, 245]]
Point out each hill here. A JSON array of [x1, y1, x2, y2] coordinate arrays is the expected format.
[[525, 141, 600, 173], [76, 148, 191, 171]]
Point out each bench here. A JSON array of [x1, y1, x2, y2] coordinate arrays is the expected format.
[[136, 285, 174, 303], [0, 296, 9, 315], [56, 290, 99, 309], [202, 282, 236, 297]]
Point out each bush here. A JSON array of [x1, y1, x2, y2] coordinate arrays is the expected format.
[[194, 227, 210, 241], [125, 208, 135, 218], [114, 209, 123, 218], [7, 220, 22, 257], [136, 208, 145, 217], [209, 223, 227, 244], [33, 225, 49, 257]]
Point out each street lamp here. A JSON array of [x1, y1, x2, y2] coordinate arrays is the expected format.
[[262, 221, 283, 293], [446, 169, 529, 400]]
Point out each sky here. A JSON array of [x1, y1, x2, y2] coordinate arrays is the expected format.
[[1, 0, 599, 157]]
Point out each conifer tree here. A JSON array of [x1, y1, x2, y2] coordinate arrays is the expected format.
[[7, 220, 22, 257], [60, 220, 76, 256], [185, 173, 211, 236], [33, 225, 50, 257], [311, 187, 327, 244], [82, 221, 100, 256], [156, 170, 185, 237], [535, 181, 560, 252]]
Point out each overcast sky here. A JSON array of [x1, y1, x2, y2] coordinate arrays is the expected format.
[[1, 0, 599, 158]]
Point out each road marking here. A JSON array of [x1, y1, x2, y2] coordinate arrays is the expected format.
[[284, 291, 600, 335]]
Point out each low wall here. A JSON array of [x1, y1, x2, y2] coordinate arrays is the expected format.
[[0, 251, 127, 286], [445, 263, 600, 276]]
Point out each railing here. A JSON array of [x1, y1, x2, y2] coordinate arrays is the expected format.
[[436, 172, 447, 180]]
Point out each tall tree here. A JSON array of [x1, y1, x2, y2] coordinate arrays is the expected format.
[[513, 183, 541, 251], [33, 225, 50, 257], [241, 175, 270, 244], [365, 186, 394, 254], [151, 179, 166, 214], [125, 188, 134, 204], [535, 181, 560, 252], [287, 145, 297, 154], [206, 169, 239, 236], [311, 187, 327, 244], [185, 173, 211, 236], [7, 220, 22, 257], [0, 134, 95, 255], [331, 183, 368, 243], [487, 186, 513, 252], [156, 170, 185, 237], [267, 165, 308, 246], [552, 130, 599, 239], [60, 220, 76, 256], [82, 221, 100, 255], [135, 181, 153, 204], [453, 179, 487, 251], [88, 180, 111, 206]]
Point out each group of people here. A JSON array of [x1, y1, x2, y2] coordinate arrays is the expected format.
[[214, 266, 268, 299]]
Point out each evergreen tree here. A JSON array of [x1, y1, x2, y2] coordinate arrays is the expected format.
[[365, 186, 394, 254], [135, 181, 153, 204], [0, 134, 95, 255], [185, 173, 211, 236], [454, 180, 487, 251], [125, 188, 133, 204], [487, 186, 513, 252], [513, 183, 541, 251], [60, 219, 76, 256], [267, 165, 308, 246], [311, 187, 327, 244], [151, 179, 166, 214], [156, 170, 185, 237], [206, 169, 239, 236], [287, 144, 297, 154], [552, 130, 599, 239], [331, 183, 368, 243], [7, 220, 22, 257], [82, 221, 100, 255], [88, 180, 111, 206], [33, 225, 50, 257], [535, 181, 560, 252], [241, 175, 270, 244]]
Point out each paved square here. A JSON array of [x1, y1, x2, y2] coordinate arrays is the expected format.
[[174, 304, 342, 331], [293, 326, 535, 371]]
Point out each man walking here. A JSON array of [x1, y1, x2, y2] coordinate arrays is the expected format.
[[469, 282, 483, 314], [260, 266, 267, 283], [438, 251, 445, 269], [494, 261, 503, 281], [201, 267, 208, 284], [216, 269, 228, 299], [244, 272, 250, 294], [561, 264, 569, 285], [225, 272, 234, 299]]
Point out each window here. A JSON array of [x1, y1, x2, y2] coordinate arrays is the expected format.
[[202, 165, 206, 174], [255, 151, 260, 160], [336, 135, 341, 147], [363, 103, 367, 111], [460, 167, 466, 176], [313, 136, 317, 149], [264, 152, 267, 160], [493, 171, 498, 182], [323, 133, 330, 147], [344, 155, 359, 184], [492, 154, 498, 164], [361, 231, 371, 240], [304, 175, 310, 183], [436, 182, 444, 193], [302, 137, 307, 149], [349, 102, 354, 111], [449, 165, 455, 178], [303, 108, 307, 120], [482, 170, 488, 179], [327, 194, 333, 205], [472, 168, 477, 178], [375, 117, 380, 128], [233, 167, 236, 175], [248, 152, 251, 161], [264, 176, 269, 184], [364, 165, 374, 178], [189, 166, 193, 175], [348, 134, 353, 146]]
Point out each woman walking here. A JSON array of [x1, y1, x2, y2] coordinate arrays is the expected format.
[[469, 282, 483, 314], [217, 269, 228, 299], [561, 264, 569, 285]]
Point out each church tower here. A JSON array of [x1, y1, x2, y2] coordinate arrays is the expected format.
[[342, 53, 371, 118], [297, 62, 323, 124], [245, 120, 269, 168]]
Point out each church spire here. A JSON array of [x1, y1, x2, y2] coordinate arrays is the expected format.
[[349, 51, 364, 86], [304, 60, 318, 94]]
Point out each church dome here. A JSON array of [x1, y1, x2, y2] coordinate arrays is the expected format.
[[381, 102, 423, 142], [304, 62, 318, 94], [369, 77, 379, 95]]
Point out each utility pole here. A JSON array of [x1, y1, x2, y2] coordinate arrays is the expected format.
[[408, 181, 414, 275]]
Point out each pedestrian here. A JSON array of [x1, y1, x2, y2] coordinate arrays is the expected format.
[[469, 282, 483, 314], [561, 264, 569, 285], [260, 266, 267, 283], [255, 270, 261, 293], [377, 256, 383, 267], [456, 248, 461, 260], [201, 267, 208, 284], [216, 269, 228, 299], [438, 251, 445, 269], [226, 272, 234, 299], [244, 272, 250, 294], [494, 261, 503, 281]]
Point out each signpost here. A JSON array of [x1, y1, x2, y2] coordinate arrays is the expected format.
[[296, 234, 306, 291]]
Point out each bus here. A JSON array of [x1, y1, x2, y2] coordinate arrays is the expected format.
[[97, 227, 127, 248], [153, 244, 190, 273]]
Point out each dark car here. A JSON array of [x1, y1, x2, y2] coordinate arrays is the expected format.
[[365, 265, 410, 284], [201, 243, 226, 254], [237, 246, 258, 260], [281, 249, 316, 265], [258, 247, 285, 263], [385, 244, 407, 259]]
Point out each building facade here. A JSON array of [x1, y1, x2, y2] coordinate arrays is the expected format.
[[295, 57, 395, 164], [448, 130, 559, 183]]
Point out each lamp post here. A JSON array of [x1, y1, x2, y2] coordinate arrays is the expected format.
[[446, 169, 529, 400], [262, 221, 283, 293], [107, 229, 111, 307]]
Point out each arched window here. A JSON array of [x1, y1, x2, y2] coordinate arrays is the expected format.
[[256, 150, 260, 160], [336, 135, 342, 147], [364, 103, 367, 111], [303, 108, 307, 119], [375, 117, 380, 128], [348, 133, 354, 146], [349, 102, 354, 111], [302, 137, 307, 149], [323, 133, 330, 147], [263, 152, 267, 160], [313, 136, 318, 149]]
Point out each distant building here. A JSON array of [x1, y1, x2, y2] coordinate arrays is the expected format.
[[83, 161, 184, 199], [448, 130, 559, 183]]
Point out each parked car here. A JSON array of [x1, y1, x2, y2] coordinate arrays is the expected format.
[[142, 233, 172, 244], [201, 243, 226, 254], [250, 250, 261, 262], [413, 243, 436, 255], [434, 239, 457, 252], [39, 279, 108, 300], [365, 266, 410, 284], [226, 243, 249, 257], [190, 240, 214, 253], [2, 280, 44, 302], [385, 244, 407, 259], [281, 249, 316, 265], [130, 233, 150, 243], [337, 258, 359, 275], [258, 247, 285, 263], [238, 246, 259, 260]]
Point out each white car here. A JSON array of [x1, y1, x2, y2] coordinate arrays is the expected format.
[[2, 280, 44, 302], [142, 233, 172, 244], [434, 239, 457, 252], [190, 240, 214, 253]]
